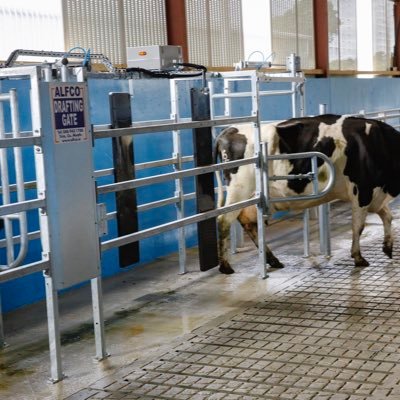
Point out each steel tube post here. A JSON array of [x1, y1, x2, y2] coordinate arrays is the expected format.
[[44, 275, 63, 382], [318, 103, 331, 256], [250, 72, 267, 278], [170, 79, 186, 274], [303, 208, 310, 257], [0, 97, 14, 267], [9, 89, 28, 268], [0, 289, 5, 348], [91, 277, 108, 360], [260, 142, 269, 278]]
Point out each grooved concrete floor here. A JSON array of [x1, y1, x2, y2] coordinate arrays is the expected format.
[[2, 200, 400, 399]]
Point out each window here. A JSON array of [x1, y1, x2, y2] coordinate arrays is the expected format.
[[186, 0, 243, 66], [270, 0, 315, 69], [328, 0, 357, 70]]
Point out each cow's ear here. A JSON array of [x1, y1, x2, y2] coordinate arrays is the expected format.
[[276, 122, 304, 153]]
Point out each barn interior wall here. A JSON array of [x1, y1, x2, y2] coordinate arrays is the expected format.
[[1, 75, 400, 313]]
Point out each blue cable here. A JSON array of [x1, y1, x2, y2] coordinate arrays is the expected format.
[[63, 47, 91, 67]]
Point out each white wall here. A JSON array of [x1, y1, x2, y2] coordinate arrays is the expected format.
[[0, 0, 64, 61]]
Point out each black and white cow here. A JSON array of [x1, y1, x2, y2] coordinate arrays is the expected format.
[[215, 114, 400, 274]]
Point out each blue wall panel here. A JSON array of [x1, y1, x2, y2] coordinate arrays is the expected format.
[[2, 75, 400, 312]]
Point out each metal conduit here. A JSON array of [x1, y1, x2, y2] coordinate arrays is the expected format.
[[0, 90, 29, 270]]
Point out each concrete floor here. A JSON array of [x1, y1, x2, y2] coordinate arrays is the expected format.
[[1, 201, 399, 399]]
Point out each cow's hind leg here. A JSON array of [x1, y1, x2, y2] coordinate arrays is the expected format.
[[237, 214, 284, 269], [218, 211, 240, 274], [378, 205, 393, 259], [351, 205, 369, 267]]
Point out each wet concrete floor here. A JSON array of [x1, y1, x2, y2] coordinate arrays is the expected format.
[[0, 200, 398, 399]]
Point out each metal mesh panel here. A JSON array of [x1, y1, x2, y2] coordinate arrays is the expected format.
[[372, 0, 394, 70], [63, 0, 167, 65], [123, 0, 167, 47], [63, 0, 125, 65], [328, 0, 357, 70], [271, 0, 315, 69], [186, 0, 243, 67]]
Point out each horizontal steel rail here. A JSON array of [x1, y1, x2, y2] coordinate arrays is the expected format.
[[101, 196, 259, 252], [93, 116, 257, 140], [211, 90, 295, 99], [0, 259, 50, 282], [97, 157, 257, 195], [0, 198, 45, 216], [0, 136, 41, 149], [0, 230, 41, 248]]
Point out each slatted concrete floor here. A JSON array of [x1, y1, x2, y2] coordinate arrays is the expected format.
[[66, 231, 400, 399]]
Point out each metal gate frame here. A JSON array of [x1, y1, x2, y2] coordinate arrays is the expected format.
[[0, 63, 337, 383]]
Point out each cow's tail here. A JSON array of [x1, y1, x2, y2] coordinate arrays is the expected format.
[[213, 135, 225, 208]]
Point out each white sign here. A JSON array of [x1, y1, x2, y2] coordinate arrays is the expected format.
[[50, 84, 88, 144]]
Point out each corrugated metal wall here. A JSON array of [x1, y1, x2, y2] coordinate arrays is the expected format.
[[63, 0, 243, 67], [63, 0, 168, 66], [185, 0, 243, 66]]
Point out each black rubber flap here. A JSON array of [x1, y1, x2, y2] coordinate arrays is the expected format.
[[190, 88, 219, 271], [109, 92, 139, 267]]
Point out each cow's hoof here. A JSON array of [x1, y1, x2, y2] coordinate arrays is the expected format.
[[267, 256, 284, 269], [269, 260, 285, 269], [354, 258, 369, 267], [219, 261, 235, 274], [383, 244, 393, 259]]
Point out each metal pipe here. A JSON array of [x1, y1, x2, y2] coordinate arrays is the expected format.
[[0, 100, 14, 266], [170, 79, 186, 274], [0, 230, 41, 249], [0, 289, 4, 348], [44, 275, 63, 382], [0, 93, 11, 102], [97, 156, 258, 195], [8, 89, 28, 268], [0, 198, 45, 217], [0, 259, 49, 283], [91, 277, 108, 360], [260, 142, 269, 278], [94, 115, 258, 140], [268, 151, 336, 203], [101, 197, 260, 252]]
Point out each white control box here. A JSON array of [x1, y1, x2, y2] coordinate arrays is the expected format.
[[127, 45, 183, 70]]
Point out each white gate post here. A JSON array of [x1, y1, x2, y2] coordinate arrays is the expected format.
[[44, 274, 63, 382]]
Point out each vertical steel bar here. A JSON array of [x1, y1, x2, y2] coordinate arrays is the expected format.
[[91, 277, 108, 360], [318, 103, 331, 256], [170, 79, 186, 274], [250, 72, 267, 278], [303, 208, 310, 257], [33, 67, 63, 381], [0, 97, 14, 266], [75, 68, 108, 358], [260, 142, 269, 279], [0, 288, 5, 348], [44, 274, 63, 382], [9, 89, 28, 267]]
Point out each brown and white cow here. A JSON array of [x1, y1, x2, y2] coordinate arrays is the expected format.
[[214, 114, 400, 274]]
